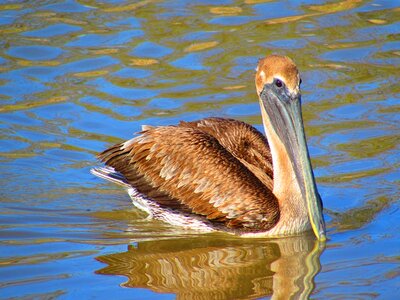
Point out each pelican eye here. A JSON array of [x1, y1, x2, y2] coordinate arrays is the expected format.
[[275, 79, 283, 88]]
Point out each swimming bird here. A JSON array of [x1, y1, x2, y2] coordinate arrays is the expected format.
[[91, 54, 326, 241]]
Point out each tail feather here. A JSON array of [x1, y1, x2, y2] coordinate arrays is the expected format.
[[90, 166, 130, 188]]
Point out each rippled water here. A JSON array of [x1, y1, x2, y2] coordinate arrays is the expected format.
[[1, 0, 399, 299]]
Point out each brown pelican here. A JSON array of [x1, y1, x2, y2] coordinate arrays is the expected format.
[[91, 54, 326, 241]]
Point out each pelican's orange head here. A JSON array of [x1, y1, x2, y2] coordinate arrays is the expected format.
[[255, 55, 301, 97]]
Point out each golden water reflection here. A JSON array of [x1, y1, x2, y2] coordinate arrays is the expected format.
[[96, 234, 324, 299]]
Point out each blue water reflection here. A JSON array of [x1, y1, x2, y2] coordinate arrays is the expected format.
[[7, 45, 63, 60], [22, 24, 81, 37]]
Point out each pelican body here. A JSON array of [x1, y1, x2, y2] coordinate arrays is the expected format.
[[92, 55, 326, 240]]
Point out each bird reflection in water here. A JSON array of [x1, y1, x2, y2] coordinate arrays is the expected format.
[[96, 233, 324, 299]]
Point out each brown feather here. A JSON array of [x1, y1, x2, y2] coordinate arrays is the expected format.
[[98, 123, 280, 232], [179, 118, 273, 190]]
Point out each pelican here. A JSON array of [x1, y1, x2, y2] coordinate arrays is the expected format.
[[91, 54, 326, 241]]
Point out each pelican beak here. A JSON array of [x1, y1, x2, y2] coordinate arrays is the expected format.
[[260, 83, 326, 241]]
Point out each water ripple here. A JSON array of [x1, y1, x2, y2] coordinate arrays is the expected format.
[[0, 0, 399, 299]]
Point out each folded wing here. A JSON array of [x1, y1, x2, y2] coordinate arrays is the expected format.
[[98, 120, 279, 232]]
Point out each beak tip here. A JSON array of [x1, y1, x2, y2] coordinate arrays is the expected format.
[[314, 223, 326, 242], [317, 231, 327, 242]]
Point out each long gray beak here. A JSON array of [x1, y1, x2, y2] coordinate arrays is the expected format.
[[260, 83, 326, 241]]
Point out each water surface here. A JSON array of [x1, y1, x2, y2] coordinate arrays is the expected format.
[[1, 0, 399, 299]]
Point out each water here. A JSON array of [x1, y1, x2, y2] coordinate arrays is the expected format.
[[1, 0, 399, 299]]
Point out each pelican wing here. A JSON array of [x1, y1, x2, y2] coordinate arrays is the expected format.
[[179, 118, 274, 190], [98, 124, 279, 232]]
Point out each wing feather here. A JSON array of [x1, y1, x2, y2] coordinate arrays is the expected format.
[[179, 118, 274, 190], [98, 123, 279, 232]]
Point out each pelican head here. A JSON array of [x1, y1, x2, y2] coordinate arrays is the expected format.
[[255, 55, 326, 241]]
